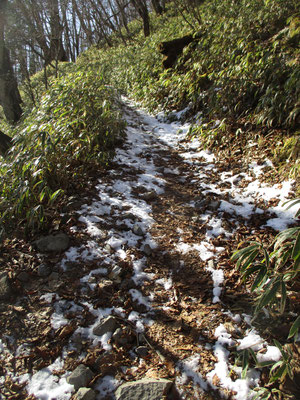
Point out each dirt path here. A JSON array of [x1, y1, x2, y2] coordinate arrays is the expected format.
[[0, 99, 298, 399]]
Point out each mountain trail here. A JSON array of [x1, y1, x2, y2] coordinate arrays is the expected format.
[[0, 99, 298, 400]]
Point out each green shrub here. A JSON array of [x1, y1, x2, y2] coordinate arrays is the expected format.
[[0, 68, 125, 232], [232, 200, 300, 397]]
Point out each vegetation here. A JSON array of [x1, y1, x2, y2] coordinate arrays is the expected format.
[[0, 66, 125, 233], [0, 1, 299, 396], [232, 199, 300, 398]]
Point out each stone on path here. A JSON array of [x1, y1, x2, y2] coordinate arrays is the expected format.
[[143, 244, 152, 256], [133, 224, 144, 236], [74, 387, 96, 400], [0, 272, 12, 300], [35, 233, 70, 253], [141, 190, 157, 201], [115, 378, 173, 400], [67, 364, 94, 390], [37, 263, 51, 277], [92, 315, 119, 336]]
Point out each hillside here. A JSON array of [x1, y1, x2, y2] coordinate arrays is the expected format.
[[0, 1, 299, 399]]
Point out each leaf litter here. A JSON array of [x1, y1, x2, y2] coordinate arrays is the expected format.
[[0, 97, 299, 399]]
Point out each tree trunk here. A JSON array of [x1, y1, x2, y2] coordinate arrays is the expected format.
[[48, 0, 68, 64], [0, 130, 12, 158], [0, 0, 22, 123], [151, 0, 164, 15], [131, 0, 150, 37]]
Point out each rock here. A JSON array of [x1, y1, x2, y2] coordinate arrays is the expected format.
[[104, 244, 113, 253], [133, 224, 144, 236], [93, 315, 118, 336], [37, 263, 51, 277], [194, 199, 209, 210], [135, 346, 149, 358], [120, 279, 135, 290], [94, 351, 117, 375], [122, 212, 136, 220], [67, 364, 94, 390], [115, 378, 173, 400], [109, 265, 122, 280], [17, 271, 30, 282], [35, 233, 70, 253], [112, 327, 134, 346], [74, 387, 96, 400], [141, 191, 157, 201], [138, 333, 147, 345], [142, 244, 152, 256], [0, 273, 12, 300], [207, 200, 221, 212]]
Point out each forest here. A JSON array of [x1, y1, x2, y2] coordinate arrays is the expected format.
[[0, 1, 299, 399]]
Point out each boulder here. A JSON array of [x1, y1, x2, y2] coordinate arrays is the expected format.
[[74, 387, 96, 400], [135, 346, 149, 358], [133, 224, 144, 236], [67, 365, 94, 390], [143, 244, 152, 256], [115, 378, 173, 400], [109, 265, 122, 280], [141, 191, 157, 201], [93, 315, 118, 336], [35, 233, 70, 253]]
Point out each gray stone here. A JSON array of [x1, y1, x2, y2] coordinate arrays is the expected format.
[[135, 346, 149, 357], [207, 200, 221, 212], [67, 365, 94, 390], [120, 279, 135, 290], [104, 244, 113, 253], [141, 191, 157, 201], [35, 233, 70, 253], [194, 199, 209, 210], [0, 273, 12, 300], [37, 264, 51, 277], [17, 271, 30, 282], [92, 315, 118, 336], [122, 212, 136, 220], [74, 387, 96, 400], [94, 351, 117, 374], [115, 378, 173, 400], [138, 333, 147, 345], [142, 244, 152, 256], [109, 265, 122, 280], [112, 328, 129, 346], [133, 224, 144, 236]]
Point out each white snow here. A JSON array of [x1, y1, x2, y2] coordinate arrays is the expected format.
[[256, 346, 282, 363], [6, 98, 295, 400], [23, 358, 74, 400]]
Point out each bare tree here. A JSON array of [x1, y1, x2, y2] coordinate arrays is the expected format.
[[131, 0, 150, 37], [0, 0, 22, 123], [151, 0, 164, 15], [12, 0, 68, 66]]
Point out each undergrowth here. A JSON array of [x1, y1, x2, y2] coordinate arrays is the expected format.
[[0, 67, 125, 234]]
